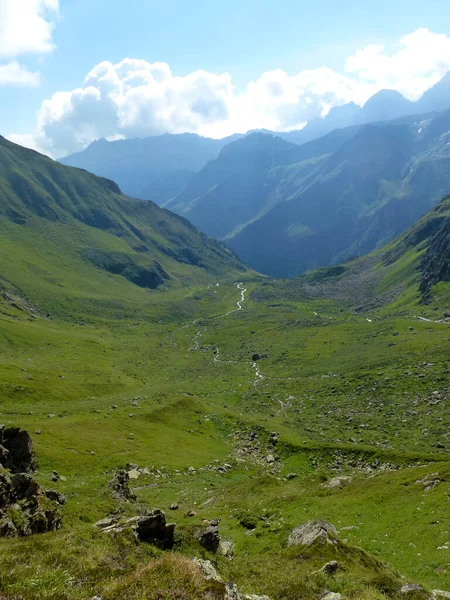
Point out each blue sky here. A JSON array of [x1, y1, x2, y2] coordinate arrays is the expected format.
[[2, 0, 450, 156]]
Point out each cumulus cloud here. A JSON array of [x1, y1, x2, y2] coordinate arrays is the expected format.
[[11, 28, 450, 157], [0, 0, 58, 57], [0, 61, 40, 86], [0, 0, 58, 87], [345, 28, 450, 100]]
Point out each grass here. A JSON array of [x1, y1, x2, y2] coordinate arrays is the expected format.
[[0, 137, 449, 598], [0, 270, 449, 598]]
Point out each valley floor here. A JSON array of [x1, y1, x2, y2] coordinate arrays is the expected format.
[[0, 277, 449, 599]]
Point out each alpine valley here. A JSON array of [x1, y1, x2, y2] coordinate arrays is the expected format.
[[1, 71, 450, 600]]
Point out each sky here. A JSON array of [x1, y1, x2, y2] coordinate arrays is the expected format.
[[2, 0, 450, 157]]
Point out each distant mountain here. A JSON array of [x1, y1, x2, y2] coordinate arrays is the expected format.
[[0, 136, 246, 316], [417, 71, 450, 113], [279, 72, 450, 146], [228, 111, 450, 277], [59, 133, 242, 202], [164, 133, 300, 239]]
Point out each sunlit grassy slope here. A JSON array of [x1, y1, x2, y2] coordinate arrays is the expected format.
[[0, 140, 449, 599]]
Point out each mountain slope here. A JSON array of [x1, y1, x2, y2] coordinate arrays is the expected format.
[[166, 129, 363, 240], [164, 133, 301, 239], [227, 111, 450, 277], [0, 136, 245, 319], [59, 133, 242, 202]]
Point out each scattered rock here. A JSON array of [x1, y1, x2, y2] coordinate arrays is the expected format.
[[170, 502, 179, 510], [266, 454, 275, 464], [187, 509, 196, 517], [320, 560, 339, 576], [286, 473, 298, 480], [288, 520, 338, 548], [321, 593, 341, 600]]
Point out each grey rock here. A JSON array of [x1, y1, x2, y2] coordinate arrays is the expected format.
[[136, 509, 175, 549], [288, 520, 338, 547], [0, 425, 36, 473], [192, 558, 223, 582], [321, 594, 341, 600], [323, 476, 352, 489], [199, 524, 220, 552], [108, 469, 136, 502], [400, 584, 427, 596], [432, 591, 450, 599], [321, 560, 339, 576], [170, 502, 179, 510], [218, 538, 235, 559]]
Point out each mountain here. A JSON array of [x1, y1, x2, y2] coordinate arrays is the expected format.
[[165, 110, 450, 278], [57, 72, 450, 209], [417, 71, 450, 113], [164, 133, 300, 239], [280, 73, 450, 146], [0, 136, 245, 318], [359, 89, 416, 123], [59, 132, 242, 203], [297, 193, 450, 305], [166, 128, 364, 241]]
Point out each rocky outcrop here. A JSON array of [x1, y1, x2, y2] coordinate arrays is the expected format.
[[108, 468, 136, 502], [0, 425, 36, 473], [199, 524, 221, 552], [95, 508, 175, 549], [0, 469, 65, 537], [288, 520, 338, 548]]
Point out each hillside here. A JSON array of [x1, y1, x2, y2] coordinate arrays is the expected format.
[[228, 111, 450, 277], [0, 136, 245, 320], [164, 133, 300, 239]]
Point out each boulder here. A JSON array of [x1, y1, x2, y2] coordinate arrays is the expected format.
[[108, 469, 136, 502], [320, 560, 339, 576], [0, 426, 36, 473], [199, 524, 221, 552], [95, 509, 175, 549], [218, 538, 235, 559], [192, 558, 223, 582], [136, 509, 175, 549], [323, 476, 352, 489], [288, 520, 338, 548], [400, 584, 428, 597]]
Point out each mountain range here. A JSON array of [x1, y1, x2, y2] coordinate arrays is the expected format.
[[166, 109, 450, 276], [59, 71, 450, 209]]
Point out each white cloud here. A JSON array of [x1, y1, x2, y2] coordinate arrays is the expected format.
[[0, 0, 59, 57], [0, 61, 40, 86], [0, 0, 58, 87], [11, 28, 450, 157], [345, 28, 450, 100]]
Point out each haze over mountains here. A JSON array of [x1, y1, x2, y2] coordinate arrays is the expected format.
[[60, 72, 450, 208]]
